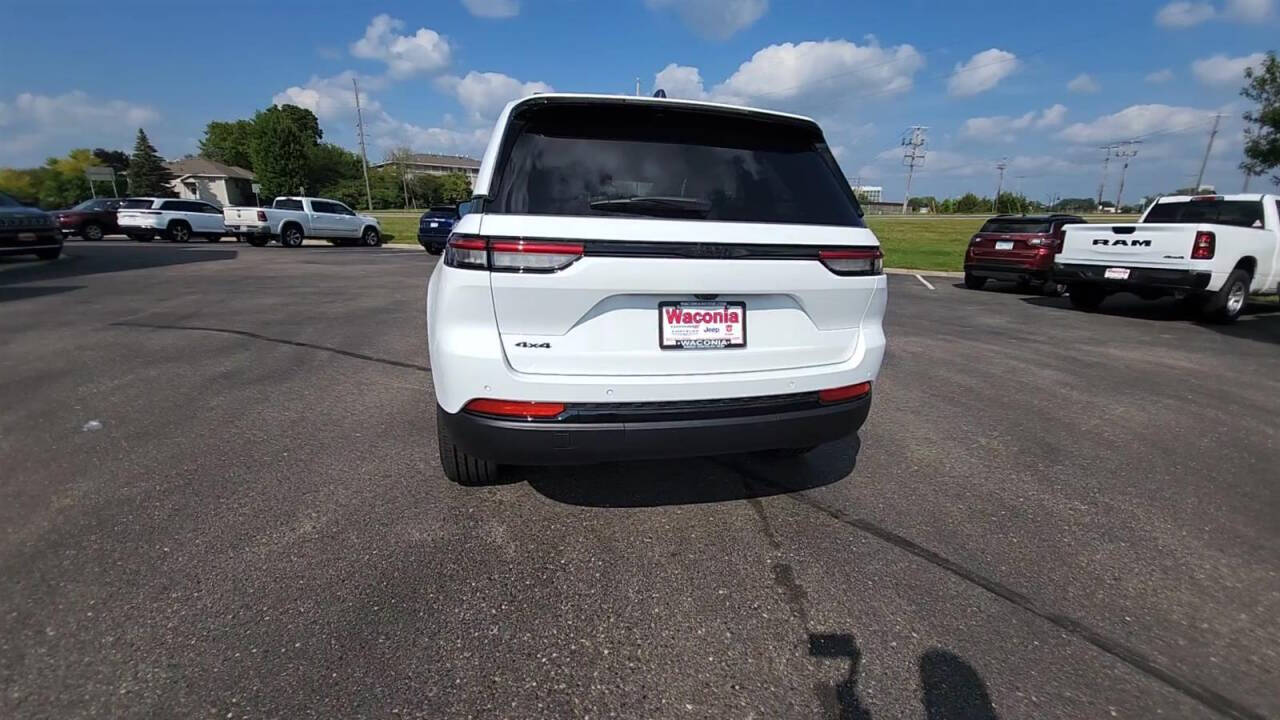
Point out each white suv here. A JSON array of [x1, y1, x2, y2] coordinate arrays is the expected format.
[[427, 93, 887, 484], [117, 198, 228, 243]]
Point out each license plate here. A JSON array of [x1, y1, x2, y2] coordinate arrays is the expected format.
[[18, 232, 36, 242], [995, 241, 1014, 250], [659, 301, 746, 350], [430, 222, 439, 228], [1105, 267, 1130, 280]]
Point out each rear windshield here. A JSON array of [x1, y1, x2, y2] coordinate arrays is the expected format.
[[120, 199, 155, 209], [489, 103, 863, 226], [979, 219, 1052, 234], [274, 198, 304, 211], [424, 210, 455, 218], [1144, 200, 1265, 228]]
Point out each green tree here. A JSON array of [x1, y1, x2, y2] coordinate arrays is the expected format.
[[39, 149, 105, 208], [954, 192, 987, 214], [92, 148, 129, 173], [437, 172, 472, 204], [250, 106, 317, 198], [0, 168, 40, 204], [1240, 51, 1280, 184], [307, 143, 363, 194], [199, 119, 256, 170], [127, 129, 174, 196], [907, 195, 936, 212]]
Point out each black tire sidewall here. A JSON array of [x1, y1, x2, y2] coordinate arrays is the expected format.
[[82, 223, 103, 241]]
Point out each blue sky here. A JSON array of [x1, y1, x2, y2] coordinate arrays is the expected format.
[[1, 0, 1275, 202]]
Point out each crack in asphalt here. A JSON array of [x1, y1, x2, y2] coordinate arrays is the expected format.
[[724, 459, 1265, 720], [111, 322, 432, 374]]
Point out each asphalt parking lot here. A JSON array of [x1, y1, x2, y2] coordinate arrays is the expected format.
[[2, 241, 1277, 719]]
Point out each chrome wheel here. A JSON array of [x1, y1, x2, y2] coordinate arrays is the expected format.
[[362, 228, 380, 247], [1226, 280, 1246, 317], [171, 224, 189, 242], [283, 228, 302, 247]]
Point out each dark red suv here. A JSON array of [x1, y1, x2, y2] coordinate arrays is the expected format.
[[963, 214, 1086, 295], [54, 198, 123, 241]]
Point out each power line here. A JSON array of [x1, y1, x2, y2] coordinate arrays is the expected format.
[[993, 157, 1008, 213], [1112, 141, 1141, 210], [901, 126, 927, 214], [1095, 144, 1119, 209]]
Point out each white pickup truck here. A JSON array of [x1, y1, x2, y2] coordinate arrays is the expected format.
[[1056, 193, 1280, 322], [223, 196, 382, 248]]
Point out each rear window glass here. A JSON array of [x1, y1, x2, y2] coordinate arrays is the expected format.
[[120, 199, 155, 209], [274, 198, 304, 211], [425, 210, 455, 218], [489, 103, 863, 226], [979, 219, 1052, 234], [1144, 200, 1265, 228]]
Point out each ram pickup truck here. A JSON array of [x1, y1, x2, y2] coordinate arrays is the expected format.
[[224, 196, 382, 248], [1056, 194, 1280, 322]]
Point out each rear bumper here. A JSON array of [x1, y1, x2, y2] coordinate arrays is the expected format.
[[1053, 263, 1212, 291], [964, 260, 1054, 282], [229, 223, 273, 236], [0, 231, 62, 255], [418, 231, 449, 249], [438, 392, 871, 465]]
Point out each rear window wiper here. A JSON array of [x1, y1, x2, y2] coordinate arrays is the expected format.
[[588, 196, 711, 218]]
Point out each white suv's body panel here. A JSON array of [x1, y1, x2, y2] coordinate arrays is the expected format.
[[223, 197, 379, 240], [427, 94, 887, 459], [117, 198, 227, 237]]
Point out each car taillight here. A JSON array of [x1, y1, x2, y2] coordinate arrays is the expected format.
[[256, 210, 267, 222], [444, 235, 584, 272], [819, 247, 883, 276], [465, 399, 566, 419], [970, 235, 983, 245], [1191, 230, 1215, 259], [818, 382, 872, 404]]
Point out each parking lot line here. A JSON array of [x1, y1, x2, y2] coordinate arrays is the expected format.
[[914, 273, 936, 290]]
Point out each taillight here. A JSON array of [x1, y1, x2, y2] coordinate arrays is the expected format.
[[819, 382, 872, 404], [970, 235, 982, 244], [819, 247, 883, 276], [465, 398, 566, 419], [444, 235, 584, 272], [1191, 231, 1215, 260], [256, 210, 267, 222]]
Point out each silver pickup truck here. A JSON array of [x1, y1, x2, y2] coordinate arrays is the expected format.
[[224, 196, 382, 248]]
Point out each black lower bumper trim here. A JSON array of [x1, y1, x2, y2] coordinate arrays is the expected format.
[[439, 392, 872, 465], [1054, 264, 1211, 291], [0, 232, 62, 254], [965, 263, 1052, 282]]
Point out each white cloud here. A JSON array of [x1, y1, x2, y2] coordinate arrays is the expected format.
[[273, 71, 384, 122], [711, 39, 925, 108], [349, 14, 451, 78], [371, 114, 492, 156], [645, 0, 767, 40], [947, 49, 1019, 97], [0, 91, 160, 165], [1145, 68, 1175, 83], [1191, 52, 1266, 87], [653, 64, 709, 100], [1067, 73, 1100, 93], [461, 0, 520, 18], [1225, 0, 1273, 20], [1155, 1, 1217, 26], [960, 105, 1066, 140], [1058, 104, 1216, 143], [436, 71, 553, 123]]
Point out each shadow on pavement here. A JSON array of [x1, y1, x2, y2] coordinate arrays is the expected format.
[[1020, 293, 1280, 344], [520, 436, 860, 508], [809, 633, 873, 720], [0, 285, 84, 304], [0, 242, 238, 288]]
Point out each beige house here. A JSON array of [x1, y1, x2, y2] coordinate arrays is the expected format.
[[166, 157, 256, 206], [370, 153, 480, 182]]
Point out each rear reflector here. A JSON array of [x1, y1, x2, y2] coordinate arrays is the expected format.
[[464, 398, 566, 419], [818, 382, 871, 404], [1191, 230, 1215, 260], [819, 248, 883, 276]]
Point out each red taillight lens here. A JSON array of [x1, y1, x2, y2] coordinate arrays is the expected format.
[[444, 234, 489, 269], [819, 247, 883, 276], [819, 382, 872, 404], [490, 240, 583, 272], [256, 210, 267, 222], [1191, 231, 1215, 260], [464, 398, 566, 419]]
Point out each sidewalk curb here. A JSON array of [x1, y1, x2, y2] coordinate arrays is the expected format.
[[885, 267, 963, 278]]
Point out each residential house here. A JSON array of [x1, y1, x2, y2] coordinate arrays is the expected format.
[[166, 157, 257, 206]]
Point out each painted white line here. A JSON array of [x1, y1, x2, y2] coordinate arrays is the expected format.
[[914, 273, 936, 291]]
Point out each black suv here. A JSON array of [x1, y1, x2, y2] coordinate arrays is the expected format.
[[0, 192, 62, 261]]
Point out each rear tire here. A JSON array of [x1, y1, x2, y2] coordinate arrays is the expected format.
[[361, 227, 382, 247], [280, 225, 304, 248], [1068, 284, 1107, 311], [81, 223, 104, 241], [436, 407, 500, 485], [963, 273, 987, 290], [166, 222, 191, 243], [1042, 281, 1067, 297], [1203, 268, 1251, 324]]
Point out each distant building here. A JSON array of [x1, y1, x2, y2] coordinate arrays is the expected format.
[[166, 157, 256, 206], [850, 184, 882, 203], [372, 153, 481, 182]]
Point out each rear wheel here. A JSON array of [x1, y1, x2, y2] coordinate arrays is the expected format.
[[361, 227, 382, 247], [1203, 268, 1251, 324], [81, 223, 104, 241], [280, 225, 304, 248], [1068, 284, 1107, 311], [963, 273, 987, 290], [1042, 281, 1067, 297], [166, 222, 191, 243], [436, 407, 499, 485]]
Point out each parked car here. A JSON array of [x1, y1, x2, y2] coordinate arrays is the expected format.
[[117, 198, 227, 243], [418, 203, 468, 254], [223, 197, 382, 248], [964, 214, 1086, 295], [54, 198, 123, 241], [0, 191, 61, 260], [1056, 193, 1280, 322], [427, 93, 887, 484]]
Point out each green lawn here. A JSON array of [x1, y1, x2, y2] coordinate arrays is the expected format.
[[372, 212, 421, 245]]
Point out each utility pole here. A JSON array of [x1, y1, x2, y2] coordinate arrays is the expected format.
[[399, 153, 412, 210], [635, 77, 641, 96], [1193, 113, 1222, 193], [1243, 171, 1254, 192], [993, 157, 1008, 213], [901, 126, 927, 215], [353, 77, 374, 212], [1112, 142, 1141, 211], [1096, 144, 1119, 210]]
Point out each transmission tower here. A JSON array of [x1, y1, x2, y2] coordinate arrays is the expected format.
[[1095, 144, 1120, 210], [1112, 142, 1141, 211], [900, 126, 927, 214], [353, 77, 375, 212], [993, 157, 1008, 213]]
